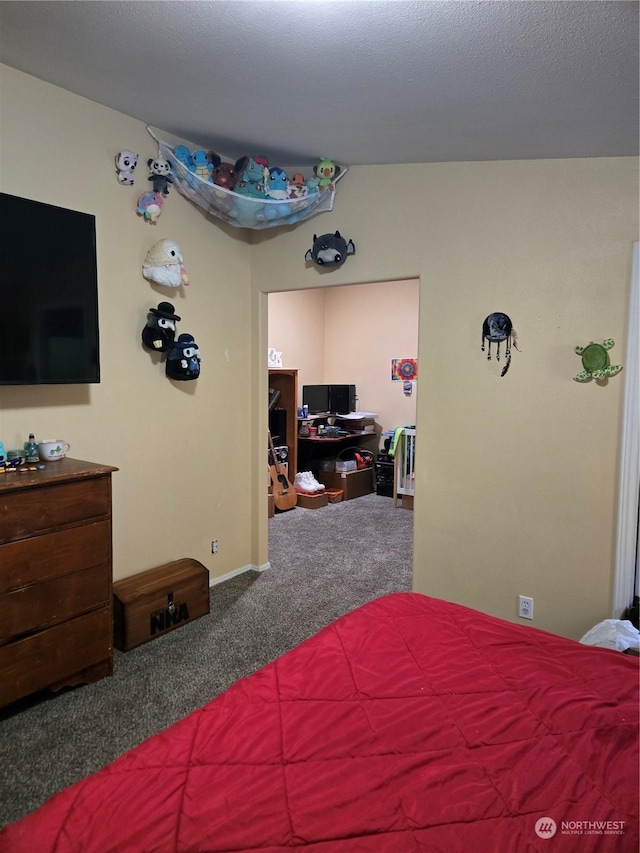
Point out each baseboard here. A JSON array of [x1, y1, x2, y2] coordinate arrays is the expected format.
[[209, 563, 270, 587]]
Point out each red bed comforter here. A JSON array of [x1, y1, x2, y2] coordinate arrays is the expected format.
[[2, 593, 638, 852]]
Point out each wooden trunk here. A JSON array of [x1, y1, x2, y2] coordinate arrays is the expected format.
[[113, 558, 210, 651]]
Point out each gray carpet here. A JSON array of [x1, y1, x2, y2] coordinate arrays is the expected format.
[[0, 492, 413, 828]]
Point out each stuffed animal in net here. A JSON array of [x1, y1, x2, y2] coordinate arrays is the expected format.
[[232, 156, 267, 225], [234, 157, 267, 198], [115, 150, 138, 185], [173, 145, 199, 188], [147, 157, 174, 196], [142, 239, 189, 288], [141, 301, 181, 352], [314, 157, 340, 191], [305, 232, 356, 266], [166, 333, 201, 381], [208, 151, 239, 190], [574, 339, 622, 382], [288, 173, 308, 200], [185, 149, 211, 183], [264, 167, 292, 220]]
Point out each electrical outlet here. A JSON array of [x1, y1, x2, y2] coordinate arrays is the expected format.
[[518, 595, 534, 620], [211, 540, 218, 554]]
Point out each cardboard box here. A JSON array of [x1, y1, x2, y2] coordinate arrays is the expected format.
[[318, 468, 374, 500], [113, 558, 209, 651], [296, 491, 328, 509]]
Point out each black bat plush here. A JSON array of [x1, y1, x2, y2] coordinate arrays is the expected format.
[[305, 231, 355, 267]]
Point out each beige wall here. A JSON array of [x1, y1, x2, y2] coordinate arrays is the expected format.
[[2, 66, 638, 640], [268, 288, 326, 387], [0, 66, 256, 582], [268, 280, 419, 438], [253, 158, 639, 640]]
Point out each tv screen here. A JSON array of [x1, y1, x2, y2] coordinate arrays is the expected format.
[[0, 193, 100, 385]]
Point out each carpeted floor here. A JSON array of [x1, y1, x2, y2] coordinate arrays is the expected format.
[[0, 491, 413, 828]]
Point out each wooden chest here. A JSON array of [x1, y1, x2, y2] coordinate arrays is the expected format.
[[113, 558, 210, 651], [0, 458, 117, 709]]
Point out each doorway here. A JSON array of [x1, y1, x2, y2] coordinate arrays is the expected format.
[[266, 278, 419, 557]]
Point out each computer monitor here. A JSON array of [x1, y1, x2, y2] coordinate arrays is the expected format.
[[302, 384, 330, 414]]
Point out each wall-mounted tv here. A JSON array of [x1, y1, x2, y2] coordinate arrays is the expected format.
[[302, 384, 356, 415], [0, 192, 100, 385]]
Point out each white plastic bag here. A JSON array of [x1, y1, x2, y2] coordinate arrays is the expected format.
[[579, 619, 640, 652]]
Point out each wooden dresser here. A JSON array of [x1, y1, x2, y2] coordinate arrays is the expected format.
[[0, 458, 117, 709]]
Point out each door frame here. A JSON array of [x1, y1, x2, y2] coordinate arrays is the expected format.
[[612, 241, 639, 616]]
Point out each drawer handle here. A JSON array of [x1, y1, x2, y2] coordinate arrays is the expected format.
[[167, 592, 176, 616]]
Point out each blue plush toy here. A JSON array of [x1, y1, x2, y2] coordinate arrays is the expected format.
[[190, 150, 213, 182], [264, 166, 291, 220], [172, 145, 199, 189], [234, 157, 267, 198], [232, 157, 266, 226]]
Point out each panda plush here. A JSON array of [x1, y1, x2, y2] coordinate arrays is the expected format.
[[147, 156, 174, 195]]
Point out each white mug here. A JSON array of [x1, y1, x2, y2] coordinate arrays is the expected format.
[[39, 440, 71, 461]]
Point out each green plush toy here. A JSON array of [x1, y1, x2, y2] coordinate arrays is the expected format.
[[574, 338, 623, 382]]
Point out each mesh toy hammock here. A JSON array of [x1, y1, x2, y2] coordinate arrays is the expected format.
[[149, 130, 346, 231]]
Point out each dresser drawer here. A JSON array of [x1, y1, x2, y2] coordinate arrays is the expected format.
[[0, 564, 110, 644], [0, 477, 111, 544], [0, 521, 111, 593], [0, 607, 112, 708]]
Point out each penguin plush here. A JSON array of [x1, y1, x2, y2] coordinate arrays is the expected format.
[[141, 302, 181, 352], [166, 333, 201, 381]]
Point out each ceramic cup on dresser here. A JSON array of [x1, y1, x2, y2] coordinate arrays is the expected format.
[[38, 440, 71, 461]]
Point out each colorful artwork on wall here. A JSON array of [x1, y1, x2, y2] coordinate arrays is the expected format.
[[391, 358, 418, 381]]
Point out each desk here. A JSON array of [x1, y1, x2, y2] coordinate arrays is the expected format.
[[298, 430, 372, 445], [298, 431, 376, 472]]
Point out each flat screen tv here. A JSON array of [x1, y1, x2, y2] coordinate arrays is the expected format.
[[0, 192, 100, 385]]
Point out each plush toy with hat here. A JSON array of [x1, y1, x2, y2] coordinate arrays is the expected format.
[[166, 333, 201, 381], [141, 302, 181, 352], [142, 239, 190, 288]]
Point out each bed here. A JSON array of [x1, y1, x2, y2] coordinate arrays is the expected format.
[[2, 592, 638, 852]]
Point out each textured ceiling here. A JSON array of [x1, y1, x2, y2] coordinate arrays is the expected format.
[[0, 0, 638, 167]]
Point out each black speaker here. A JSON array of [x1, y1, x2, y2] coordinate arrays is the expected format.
[[269, 409, 287, 446]]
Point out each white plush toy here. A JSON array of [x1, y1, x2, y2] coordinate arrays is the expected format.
[[115, 150, 138, 185], [142, 239, 190, 288]]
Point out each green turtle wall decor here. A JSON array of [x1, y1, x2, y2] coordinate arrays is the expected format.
[[573, 338, 623, 382]]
